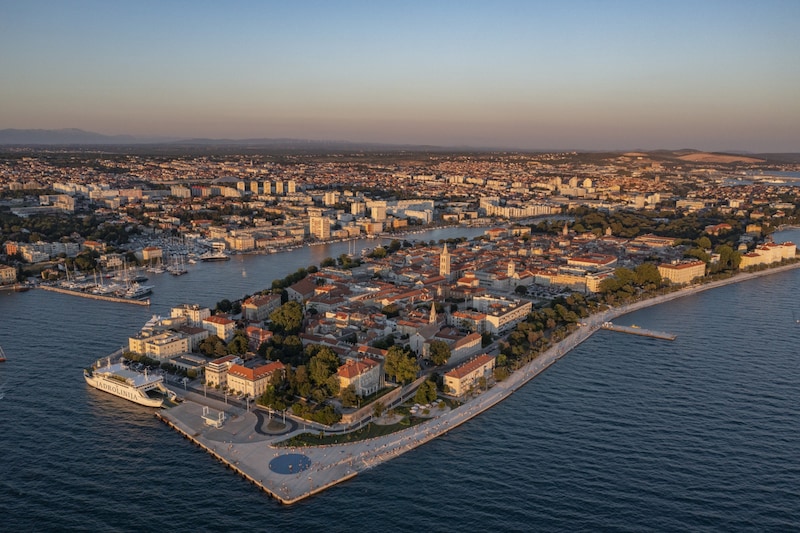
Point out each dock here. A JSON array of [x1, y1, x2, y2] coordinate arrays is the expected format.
[[37, 285, 150, 306], [600, 322, 676, 341]]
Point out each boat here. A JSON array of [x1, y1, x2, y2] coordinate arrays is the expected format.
[[199, 250, 231, 262], [84, 357, 176, 407], [124, 282, 154, 299], [0, 345, 6, 362], [166, 255, 188, 276]]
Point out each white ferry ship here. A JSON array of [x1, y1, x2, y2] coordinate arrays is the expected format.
[[199, 250, 231, 262], [84, 358, 175, 407]]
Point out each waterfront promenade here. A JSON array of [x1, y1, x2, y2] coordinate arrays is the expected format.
[[157, 261, 800, 504]]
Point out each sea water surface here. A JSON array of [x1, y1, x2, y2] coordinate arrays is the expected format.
[[2, 228, 799, 531]]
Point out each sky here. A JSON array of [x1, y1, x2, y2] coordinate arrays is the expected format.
[[1, 0, 799, 152]]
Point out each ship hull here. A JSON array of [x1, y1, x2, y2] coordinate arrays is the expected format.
[[84, 372, 164, 407]]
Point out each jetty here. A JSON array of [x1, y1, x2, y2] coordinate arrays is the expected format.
[[600, 321, 676, 341], [38, 285, 150, 306]]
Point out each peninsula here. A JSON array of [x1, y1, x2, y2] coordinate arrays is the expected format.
[[156, 260, 800, 504]]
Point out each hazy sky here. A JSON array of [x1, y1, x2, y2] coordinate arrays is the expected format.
[[1, 1, 798, 151]]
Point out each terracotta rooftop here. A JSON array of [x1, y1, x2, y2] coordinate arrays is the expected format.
[[445, 354, 494, 380]]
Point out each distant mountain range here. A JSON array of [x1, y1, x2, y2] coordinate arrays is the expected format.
[[0, 128, 435, 151], [0, 128, 150, 145]]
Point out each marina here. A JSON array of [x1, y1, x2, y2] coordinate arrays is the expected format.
[[37, 284, 151, 306]]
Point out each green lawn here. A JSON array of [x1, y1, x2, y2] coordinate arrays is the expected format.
[[278, 416, 427, 447]]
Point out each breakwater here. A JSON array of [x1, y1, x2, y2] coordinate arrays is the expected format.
[[600, 322, 677, 340], [37, 284, 150, 306]]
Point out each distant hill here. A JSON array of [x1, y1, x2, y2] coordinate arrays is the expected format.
[[0, 129, 797, 162], [0, 128, 148, 145], [0, 129, 443, 151], [676, 151, 765, 164]]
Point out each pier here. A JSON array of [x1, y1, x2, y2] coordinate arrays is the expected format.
[[37, 285, 150, 306], [600, 322, 676, 341]]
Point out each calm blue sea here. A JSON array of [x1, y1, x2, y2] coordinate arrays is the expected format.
[[2, 228, 799, 532]]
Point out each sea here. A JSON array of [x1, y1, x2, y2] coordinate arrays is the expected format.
[[2, 227, 799, 532]]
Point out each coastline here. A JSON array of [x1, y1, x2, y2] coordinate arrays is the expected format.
[[157, 260, 800, 504]]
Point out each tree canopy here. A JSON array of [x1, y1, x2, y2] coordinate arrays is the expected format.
[[428, 340, 451, 366], [384, 345, 420, 384], [269, 300, 303, 335]]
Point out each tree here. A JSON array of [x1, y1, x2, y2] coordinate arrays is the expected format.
[[481, 332, 493, 348], [308, 347, 340, 387], [368, 246, 387, 259], [634, 263, 661, 287], [685, 248, 710, 263], [292, 365, 312, 398], [696, 236, 712, 250], [215, 298, 233, 313], [269, 300, 303, 334], [414, 380, 438, 404], [340, 384, 357, 408], [198, 335, 225, 357], [715, 244, 741, 270], [373, 401, 385, 418], [494, 366, 510, 382], [428, 340, 451, 366], [384, 346, 420, 384], [515, 285, 528, 295], [227, 331, 249, 355]]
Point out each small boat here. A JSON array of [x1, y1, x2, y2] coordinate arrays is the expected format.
[[0, 345, 6, 362]]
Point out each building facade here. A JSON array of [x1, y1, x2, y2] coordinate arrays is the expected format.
[[444, 354, 495, 397], [226, 361, 285, 397], [658, 260, 706, 285], [205, 355, 243, 388], [336, 357, 383, 397]]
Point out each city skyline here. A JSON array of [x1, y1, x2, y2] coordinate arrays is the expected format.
[[1, 0, 798, 152]]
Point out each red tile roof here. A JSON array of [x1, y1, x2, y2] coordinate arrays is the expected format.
[[204, 315, 235, 325], [445, 354, 494, 379], [337, 358, 379, 379], [228, 361, 285, 381]]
